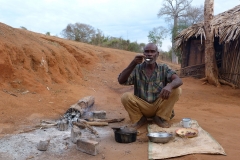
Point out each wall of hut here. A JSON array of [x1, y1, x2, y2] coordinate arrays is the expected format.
[[180, 37, 240, 87], [180, 37, 205, 78], [220, 38, 240, 87]]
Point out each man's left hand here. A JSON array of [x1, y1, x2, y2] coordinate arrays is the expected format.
[[159, 85, 172, 100]]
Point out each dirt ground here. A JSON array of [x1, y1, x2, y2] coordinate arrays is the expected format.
[[0, 22, 240, 160]]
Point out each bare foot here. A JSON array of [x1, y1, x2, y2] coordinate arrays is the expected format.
[[131, 116, 148, 129], [153, 116, 170, 128]]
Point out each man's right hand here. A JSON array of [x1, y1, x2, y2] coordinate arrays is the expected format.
[[118, 54, 144, 84], [133, 54, 145, 64]]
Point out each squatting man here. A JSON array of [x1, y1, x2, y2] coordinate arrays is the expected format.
[[118, 43, 183, 128]]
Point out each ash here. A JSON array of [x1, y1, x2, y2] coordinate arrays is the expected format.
[[0, 126, 112, 160]]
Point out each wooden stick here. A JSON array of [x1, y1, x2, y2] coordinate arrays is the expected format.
[[85, 118, 125, 123], [36, 123, 57, 128], [19, 128, 38, 134], [73, 120, 99, 137], [74, 120, 108, 127], [72, 121, 86, 129], [86, 121, 108, 126], [40, 120, 57, 125], [83, 124, 99, 137]]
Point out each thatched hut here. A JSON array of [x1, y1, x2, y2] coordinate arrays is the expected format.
[[175, 5, 240, 87]]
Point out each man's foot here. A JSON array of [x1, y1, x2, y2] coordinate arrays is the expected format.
[[170, 110, 175, 119], [131, 116, 148, 129], [153, 116, 170, 128]]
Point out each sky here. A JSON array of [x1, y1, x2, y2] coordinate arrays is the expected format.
[[0, 0, 239, 51]]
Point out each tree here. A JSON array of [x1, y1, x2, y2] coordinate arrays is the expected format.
[[46, 32, 51, 36], [203, 0, 220, 86], [157, 0, 192, 63], [127, 41, 142, 52], [91, 29, 105, 46], [61, 23, 96, 43], [148, 26, 167, 48], [61, 22, 145, 52], [179, 5, 204, 27], [139, 43, 146, 52]]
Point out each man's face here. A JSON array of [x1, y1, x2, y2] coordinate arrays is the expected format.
[[143, 44, 159, 64]]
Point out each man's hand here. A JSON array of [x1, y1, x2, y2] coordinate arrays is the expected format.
[[159, 85, 172, 100], [118, 54, 145, 84], [159, 74, 183, 100], [133, 54, 145, 64]]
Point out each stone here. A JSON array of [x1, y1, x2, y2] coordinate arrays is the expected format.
[[71, 125, 82, 144], [76, 138, 99, 156], [92, 110, 106, 119], [37, 140, 50, 151], [57, 119, 68, 131]]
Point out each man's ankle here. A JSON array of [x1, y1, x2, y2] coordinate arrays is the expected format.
[[153, 116, 170, 128], [132, 116, 147, 129]]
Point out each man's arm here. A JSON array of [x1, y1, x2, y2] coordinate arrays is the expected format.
[[160, 74, 183, 99], [118, 54, 145, 84], [168, 74, 183, 89]]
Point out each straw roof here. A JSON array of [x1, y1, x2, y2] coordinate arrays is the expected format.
[[175, 4, 240, 49]]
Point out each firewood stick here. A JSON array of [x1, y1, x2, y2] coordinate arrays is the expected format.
[[19, 128, 38, 134], [36, 123, 57, 128], [73, 121, 99, 137], [72, 122, 86, 129], [85, 118, 125, 123], [40, 120, 57, 125], [85, 124, 99, 137], [86, 121, 108, 126]]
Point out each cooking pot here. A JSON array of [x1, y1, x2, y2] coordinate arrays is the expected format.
[[112, 127, 138, 143]]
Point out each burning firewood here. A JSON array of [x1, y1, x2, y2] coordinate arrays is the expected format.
[[63, 96, 95, 126], [64, 96, 95, 118]]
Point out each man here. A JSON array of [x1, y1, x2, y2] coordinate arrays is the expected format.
[[118, 43, 183, 128]]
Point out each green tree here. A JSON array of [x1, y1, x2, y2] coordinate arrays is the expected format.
[[127, 41, 141, 52], [139, 43, 146, 52], [91, 29, 105, 46], [61, 23, 144, 52], [61, 23, 96, 43], [46, 32, 51, 36], [148, 26, 167, 48]]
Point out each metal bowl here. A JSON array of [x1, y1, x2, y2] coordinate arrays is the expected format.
[[147, 132, 173, 143]]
